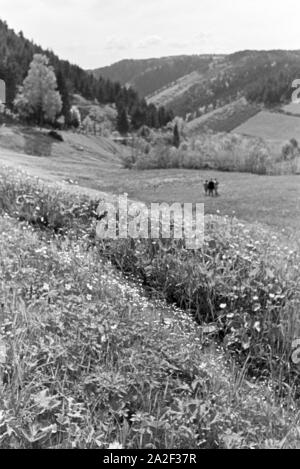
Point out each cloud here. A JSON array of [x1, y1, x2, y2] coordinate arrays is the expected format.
[[167, 40, 190, 50], [192, 32, 211, 45], [166, 33, 211, 52], [104, 36, 131, 51], [136, 35, 163, 49]]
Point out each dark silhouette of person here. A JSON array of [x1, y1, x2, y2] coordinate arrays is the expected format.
[[208, 179, 215, 197]]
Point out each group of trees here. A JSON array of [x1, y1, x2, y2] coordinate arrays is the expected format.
[[281, 138, 300, 161], [241, 52, 300, 106], [0, 19, 173, 130], [116, 101, 174, 135], [245, 71, 300, 106], [14, 54, 62, 125]]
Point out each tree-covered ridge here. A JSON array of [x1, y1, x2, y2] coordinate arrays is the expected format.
[[169, 50, 300, 117], [0, 19, 173, 128], [90, 55, 220, 98], [244, 51, 300, 105], [94, 50, 300, 118]]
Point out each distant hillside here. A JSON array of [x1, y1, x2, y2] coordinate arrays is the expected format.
[[162, 50, 300, 118], [89, 55, 221, 98], [91, 50, 300, 118]]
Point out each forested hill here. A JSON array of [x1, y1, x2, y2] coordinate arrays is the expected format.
[[0, 19, 173, 128], [89, 55, 222, 98], [91, 50, 300, 118]]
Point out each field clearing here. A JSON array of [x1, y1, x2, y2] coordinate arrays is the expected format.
[[233, 110, 300, 144], [282, 103, 300, 116], [187, 99, 260, 135], [0, 142, 299, 234], [147, 71, 202, 107]]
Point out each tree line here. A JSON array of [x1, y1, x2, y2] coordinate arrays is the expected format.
[[0, 19, 173, 130]]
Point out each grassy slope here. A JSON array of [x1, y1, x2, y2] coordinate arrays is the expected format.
[[0, 125, 125, 169], [282, 103, 300, 116], [0, 172, 300, 448], [0, 125, 128, 188], [186, 99, 260, 135], [233, 110, 300, 144]]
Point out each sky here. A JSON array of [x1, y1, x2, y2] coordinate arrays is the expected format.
[[1, 0, 300, 69]]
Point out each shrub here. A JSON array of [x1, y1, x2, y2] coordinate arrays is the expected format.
[[281, 139, 300, 162], [127, 133, 277, 174], [48, 130, 64, 142]]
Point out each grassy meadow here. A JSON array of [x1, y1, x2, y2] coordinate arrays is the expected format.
[[0, 130, 299, 233], [0, 165, 300, 448], [0, 150, 300, 232], [0, 126, 300, 448], [234, 110, 300, 144]]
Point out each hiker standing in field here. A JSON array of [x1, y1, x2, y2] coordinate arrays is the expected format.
[[204, 180, 209, 196], [207, 179, 215, 197], [214, 179, 219, 197]]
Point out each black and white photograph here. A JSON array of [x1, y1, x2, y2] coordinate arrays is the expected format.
[[0, 0, 300, 452]]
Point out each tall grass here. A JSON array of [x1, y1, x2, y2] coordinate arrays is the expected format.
[[0, 167, 300, 448], [100, 218, 300, 382], [1, 167, 299, 384]]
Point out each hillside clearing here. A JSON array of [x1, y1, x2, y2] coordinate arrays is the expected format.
[[187, 99, 260, 135], [147, 71, 202, 107], [233, 110, 300, 143], [282, 103, 300, 116]]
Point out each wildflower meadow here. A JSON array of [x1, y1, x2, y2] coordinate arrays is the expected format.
[[0, 166, 300, 448]]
